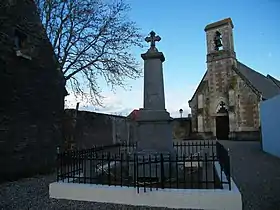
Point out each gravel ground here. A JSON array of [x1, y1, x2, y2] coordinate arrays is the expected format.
[[219, 140, 280, 210], [0, 174, 195, 210], [1, 140, 280, 210]]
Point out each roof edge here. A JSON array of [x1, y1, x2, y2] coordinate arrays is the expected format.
[[267, 74, 280, 89], [232, 63, 262, 97], [204, 18, 234, 31], [189, 71, 207, 103]]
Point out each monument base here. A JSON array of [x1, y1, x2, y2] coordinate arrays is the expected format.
[[128, 108, 176, 182], [135, 109, 173, 152], [129, 151, 178, 183]]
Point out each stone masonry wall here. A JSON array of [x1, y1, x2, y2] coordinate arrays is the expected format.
[[235, 77, 260, 131], [189, 98, 198, 133], [171, 118, 192, 140], [0, 1, 66, 183], [63, 110, 129, 150], [231, 74, 261, 140]]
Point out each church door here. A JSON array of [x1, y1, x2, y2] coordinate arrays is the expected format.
[[216, 115, 229, 140]]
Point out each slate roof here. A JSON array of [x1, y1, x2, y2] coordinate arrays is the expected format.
[[189, 61, 280, 102], [235, 62, 280, 100], [267, 75, 280, 88]]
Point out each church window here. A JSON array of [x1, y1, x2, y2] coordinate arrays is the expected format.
[[14, 29, 32, 60], [197, 115, 203, 132], [198, 94, 203, 109], [229, 89, 235, 106], [14, 29, 28, 50]]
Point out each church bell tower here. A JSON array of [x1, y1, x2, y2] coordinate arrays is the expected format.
[[204, 18, 237, 139], [205, 18, 236, 63]]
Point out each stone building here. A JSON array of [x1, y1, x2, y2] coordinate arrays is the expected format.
[[0, 0, 67, 182], [127, 109, 139, 143], [188, 18, 280, 140]]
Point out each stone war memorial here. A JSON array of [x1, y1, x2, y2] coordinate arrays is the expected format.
[[130, 31, 174, 181], [50, 31, 242, 210]]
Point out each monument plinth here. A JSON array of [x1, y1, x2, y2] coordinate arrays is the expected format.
[[131, 31, 174, 180]]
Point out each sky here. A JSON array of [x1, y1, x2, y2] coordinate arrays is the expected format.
[[65, 0, 280, 118]]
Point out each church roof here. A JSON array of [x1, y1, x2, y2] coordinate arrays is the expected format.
[[267, 74, 280, 88], [188, 61, 280, 103], [235, 62, 280, 100]]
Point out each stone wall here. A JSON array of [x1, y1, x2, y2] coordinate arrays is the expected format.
[[171, 118, 192, 140], [228, 72, 261, 140], [189, 97, 198, 133], [235, 76, 260, 131], [63, 110, 129, 150], [0, 1, 66, 183]]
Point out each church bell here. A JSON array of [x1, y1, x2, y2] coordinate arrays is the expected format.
[[214, 31, 223, 48]]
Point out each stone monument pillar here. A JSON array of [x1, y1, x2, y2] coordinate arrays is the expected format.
[[131, 31, 174, 181], [136, 31, 173, 154]]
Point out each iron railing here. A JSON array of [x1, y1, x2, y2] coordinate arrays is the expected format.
[[173, 140, 216, 157], [56, 140, 231, 192], [216, 141, 231, 189]]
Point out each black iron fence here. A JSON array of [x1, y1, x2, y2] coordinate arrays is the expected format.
[[216, 141, 231, 189], [173, 140, 216, 157], [56, 140, 231, 191]]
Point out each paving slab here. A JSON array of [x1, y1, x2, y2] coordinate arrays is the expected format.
[[219, 140, 280, 210]]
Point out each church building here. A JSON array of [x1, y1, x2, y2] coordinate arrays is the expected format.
[[188, 18, 280, 140]]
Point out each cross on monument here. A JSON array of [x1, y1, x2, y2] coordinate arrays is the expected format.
[[145, 31, 161, 50]]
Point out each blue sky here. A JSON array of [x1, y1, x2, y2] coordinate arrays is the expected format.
[[66, 0, 280, 117]]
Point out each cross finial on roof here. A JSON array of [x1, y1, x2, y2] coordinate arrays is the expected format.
[[145, 31, 161, 51], [220, 101, 226, 108]]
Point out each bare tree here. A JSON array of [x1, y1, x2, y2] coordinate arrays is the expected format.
[[35, 0, 143, 105]]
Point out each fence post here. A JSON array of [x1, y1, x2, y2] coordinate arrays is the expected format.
[[143, 155, 146, 192], [56, 146, 60, 182], [160, 154, 165, 189], [205, 153, 208, 189], [107, 152, 111, 186], [227, 148, 231, 190]]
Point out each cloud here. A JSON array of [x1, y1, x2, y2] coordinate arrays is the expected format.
[[165, 84, 196, 118], [64, 83, 196, 118], [64, 93, 91, 109], [65, 91, 138, 116]]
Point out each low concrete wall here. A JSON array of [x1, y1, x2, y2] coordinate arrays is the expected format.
[[49, 162, 242, 210], [50, 183, 241, 210], [229, 131, 260, 141]]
